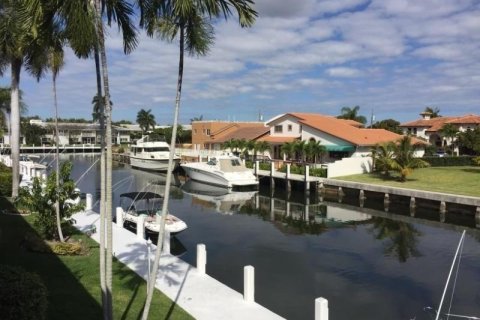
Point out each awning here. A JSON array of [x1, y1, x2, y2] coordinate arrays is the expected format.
[[325, 145, 355, 152]]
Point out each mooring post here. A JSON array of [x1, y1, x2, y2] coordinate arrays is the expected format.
[[244, 265, 255, 303], [338, 187, 344, 203], [475, 207, 480, 228], [146, 239, 152, 292], [115, 207, 123, 227], [286, 163, 291, 192], [270, 161, 275, 188], [254, 160, 259, 177], [440, 201, 447, 214], [315, 297, 329, 320], [196, 244, 206, 275], [86, 193, 93, 211], [137, 215, 146, 240], [304, 165, 310, 191], [410, 197, 416, 217], [384, 193, 390, 212], [162, 231, 170, 254]]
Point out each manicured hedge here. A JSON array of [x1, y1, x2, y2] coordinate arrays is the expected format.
[[278, 164, 327, 177], [422, 156, 476, 167], [0, 163, 12, 197], [0, 265, 48, 320]]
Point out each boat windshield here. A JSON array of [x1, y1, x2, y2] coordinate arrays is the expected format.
[[219, 158, 248, 172], [143, 147, 170, 152]]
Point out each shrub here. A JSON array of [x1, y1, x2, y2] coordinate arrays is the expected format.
[[51, 242, 83, 255], [245, 161, 253, 169], [473, 156, 480, 166], [117, 146, 125, 154], [0, 170, 12, 197], [0, 265, 48, 320], [422, 156, 476, 167], [278, 164, 327, 177]]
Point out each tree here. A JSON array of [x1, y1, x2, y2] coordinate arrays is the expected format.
[[371, 143, 395, 176], [254, 141, 270, 160], [244, 140, 255, 159], [337, 106, 367, 124], [18, 161, 84, 240], [457, 127, 480, 155], [136, 109, 156, 133], [306, 140, 326, 163], [371, 119, 402, 134], [20, 122, 47, 146], [294, 140, 307, 162], [424, 106, 441, 118], [390, 136, 430, 181], [141, 1, 257, 318], [0, 1, 50, 198], [439, 123, 459, 155], [190, 115, 203, 122], [281, 141, 295, 160], [92, 95, 113, 123]]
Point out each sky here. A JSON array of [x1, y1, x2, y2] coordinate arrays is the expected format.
[[1, 0, 480, 125]]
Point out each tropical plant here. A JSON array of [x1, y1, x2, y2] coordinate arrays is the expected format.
[[92, 95, 113, 123], [18, 161, 84, 240], [457, 127, 480, 155], [371, 119, 402, 134], [244, 140, 255, 159], [254, 140, 270, 160], [0, 1, 50, 198], [390, 136, 430, 181], [20, 122, 47, 146], [371, 143, 395, 176], [136, 108, 156, 133], [424, 106, 441, 118], [337, 106, 367, 124], [281, 141, 296, 160], [141, 1, 257, 318], [439, 123, 459, 155], [190, 115, 203, 122], [305, 140, 326, 163], [0, 86, 27, 139], [294, 140, 307, 162]]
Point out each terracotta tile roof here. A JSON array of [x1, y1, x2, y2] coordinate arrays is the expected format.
[[213, 126, 270, 143], [287, 113, 404, 146], [256, 136, 299, 144], [446, 114, 480, 124]]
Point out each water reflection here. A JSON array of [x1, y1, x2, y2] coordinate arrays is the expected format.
[[369, 218, 422, 263]]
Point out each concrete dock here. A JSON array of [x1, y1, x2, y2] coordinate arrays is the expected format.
[[73, 210, 285, 320]]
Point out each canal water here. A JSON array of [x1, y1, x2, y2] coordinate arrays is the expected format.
[[59, 155, 480, 319]]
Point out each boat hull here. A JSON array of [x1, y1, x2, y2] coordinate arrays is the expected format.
[[130, 156, 180, 171], [181, 163, 258, 188], [123, 213, 187, 235]]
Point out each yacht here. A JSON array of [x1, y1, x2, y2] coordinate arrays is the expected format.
[[181, 154, 258, 188], [119, 192, 187, 234], [129, 136, 180, 171]]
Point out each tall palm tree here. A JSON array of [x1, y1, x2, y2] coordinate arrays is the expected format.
[[337, 105, 367, 124], [92, 94, 113, 123], [371, 143, 395, 176], [254, 140, 270, 160], [390, 136, 430, 181], [294, 140, 307, 162], [244, 139, 255, 159], [424, 106, 441, 118], [136, 108, 156, 133], [439, 123, 458, 154], [281, 141, 295, 160], [141, 1, 257, 318], [0, 0, 50, 198], [306, 140, 326, 163]]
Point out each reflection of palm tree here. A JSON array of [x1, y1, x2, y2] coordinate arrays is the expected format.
[[369, 217, 421, 263]]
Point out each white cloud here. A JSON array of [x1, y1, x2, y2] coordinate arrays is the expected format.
[[326, 67, 361, 77]]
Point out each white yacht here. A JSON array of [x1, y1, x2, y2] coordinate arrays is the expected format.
[[181, 154, 258, 188], [129, 136, 180, 171], [120, 192, 187, 234]]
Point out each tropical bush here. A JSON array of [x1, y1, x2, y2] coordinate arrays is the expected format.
[[0, 163, 12, 197], [18, 161, 84, 240], [278, 164, 327, 177], [51, 242, 84, 255], [422, 156, 477, 167], [0, 265, 48, 320], [472, 156, 480, 166]]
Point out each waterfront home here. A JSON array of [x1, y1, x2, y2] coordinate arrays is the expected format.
[[399, 112, 480, 152]]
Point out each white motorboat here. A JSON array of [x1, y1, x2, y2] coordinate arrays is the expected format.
[[181, 180, 257, 214], [120, 192, 187, 234], [181, 154, 258, 188], [129, 136, 180, 171]]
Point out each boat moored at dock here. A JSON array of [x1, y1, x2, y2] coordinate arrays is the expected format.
[[129, 136, 180, 171]]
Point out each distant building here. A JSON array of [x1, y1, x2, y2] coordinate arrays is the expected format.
[[399, 112, 480, 149]]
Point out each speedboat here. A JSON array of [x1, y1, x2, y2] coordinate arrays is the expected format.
[[181, 154, 258, 188], [119, 191, 187, 234], [129, 136, 180, 171]]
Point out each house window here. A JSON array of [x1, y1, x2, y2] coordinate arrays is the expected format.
[[274, 125, 283, 133], [407, 128, 412, 134], [413, 128, 417, 135], [288, 124, 292, 132], [206, 129, 211, 135]]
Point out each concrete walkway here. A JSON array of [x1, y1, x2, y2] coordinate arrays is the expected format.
[[73, 211, 285, 320]]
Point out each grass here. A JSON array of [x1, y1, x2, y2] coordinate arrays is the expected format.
[[335, 166, 480, 197], [0, 203, 193, 320]]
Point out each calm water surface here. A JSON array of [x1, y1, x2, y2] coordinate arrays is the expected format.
[[58, 155, 480, 320]]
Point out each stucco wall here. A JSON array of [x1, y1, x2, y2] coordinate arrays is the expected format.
[[301, 126, 353, 146], [327, 156, 373, 178], [268, 115, 301, 137]]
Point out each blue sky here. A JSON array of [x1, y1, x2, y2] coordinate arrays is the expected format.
[[1, 0, 479, 125]]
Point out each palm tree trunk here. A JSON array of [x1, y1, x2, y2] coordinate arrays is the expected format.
[[53, 72, 64, 242], [142, 25, 185, 320], [10, 59, 22, 199], [94, 38, 108, 318], [94, 0, 112, 318]]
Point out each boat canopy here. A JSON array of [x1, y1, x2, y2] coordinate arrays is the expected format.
[[120, 192, 163, 201], [219, 158, 248, 172]]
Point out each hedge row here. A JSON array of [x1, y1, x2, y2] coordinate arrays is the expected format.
[[278, 164, 327, 177], [422, 156, 477, 167], [0, 163, 12, 197]]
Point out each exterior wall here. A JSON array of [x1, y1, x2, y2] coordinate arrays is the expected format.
[[192, 122, 235, 150], [327, 156, 373, 178], [301, 126, 353, 147], [268, 115, 302, 137], [401, 126, 430, 140]]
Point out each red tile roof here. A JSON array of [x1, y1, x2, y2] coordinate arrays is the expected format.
[[213, 126, 270, 143], [400, 114, 480, 132], [446, 114, 480, 124]]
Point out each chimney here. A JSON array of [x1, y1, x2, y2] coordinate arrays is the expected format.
[[420, 111, 432, 120]]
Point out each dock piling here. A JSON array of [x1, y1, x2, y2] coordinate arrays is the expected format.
[[162, 231, 170, 254], [196, 244, 207, 275], [137, 215, 145, 240], [86, 193, 93, 211], [304, 165, 310, 192], [244, 265, 255, 303], [476, 207, 480, 228], [315, 297, 329, 320], [116, 207, 124, 227]]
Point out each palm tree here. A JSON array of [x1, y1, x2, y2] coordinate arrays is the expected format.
[[390, 136, 430, 181], [0, 1, 50, 198], [294, 140, 307, 162], [92, 94, 113, 123], [243, 140, 255, 159], [424, 106, 441, 118], [190, 115, 203, 122], [337, 105, 367, 124], [439, 123, 459, 155], [136, 108, 156, 133], [236, 138, 247, 156], [371, 143, 395, 176], [141, 1, 257, 318], [306, 140, 326, 163], [254, 141, 270, 160], [281, 141, 295, 160]]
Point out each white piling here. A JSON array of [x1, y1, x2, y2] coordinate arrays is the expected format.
[[243, 265, 255, 302], [255, 160, 259, 176], [116, 207, 124, 227], [315, 297, 329, 320], [162, 230, 170, 254], [196, 244, 207, 275], [286, 163, 291, 179], [36, 170, 42, 178], [41, 173, 47, 181], [86, 193, 93, 211], [137, 215, 146, 240], [146, 239, 152, 292]]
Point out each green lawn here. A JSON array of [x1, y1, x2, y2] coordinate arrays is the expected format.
[[335, 166, 480, 197], [0, 208, 193, 320]]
